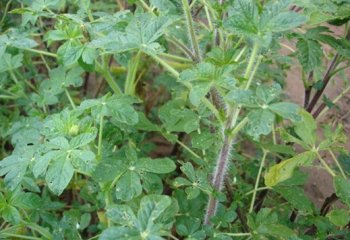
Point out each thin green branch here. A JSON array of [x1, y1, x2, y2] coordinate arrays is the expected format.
[[96, 60, 123, 95], [0, 0, 13, 26], [176, 140, 202, 159], [315, 151, 336, 177], [329, 150, 347, 179], [249, 150, 268, 213], [24, 48, 57, 58], [149, 53, 180, 78], [64, 88, 76, 109], [97, 115, 104, 159]]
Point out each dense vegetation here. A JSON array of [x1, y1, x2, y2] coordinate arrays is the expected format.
[[0, 0, 350, 239]]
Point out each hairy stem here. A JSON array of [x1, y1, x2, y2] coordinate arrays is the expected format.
[[182, 0, 201, 62], [204, 43, 260, 224]]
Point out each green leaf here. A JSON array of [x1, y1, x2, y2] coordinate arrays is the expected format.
[[257, 224, 296, 238], [159, 100, 199, 133], [226, 89, 256, 107], [225, 0, 306, 46], [0, 53, 23, 72], [225, 0, 259, 40], [2, 205, 21, 224], [326, 209, 350, 227], [10, 191, 41, 209], [48, 66, 84, 92], [296, 39, 323, 72], [90, 13, 175, 54], [58, 42, 85, 67], [135, 158, 176, 174], [269, 102, 301, 122], [334, 176, 350, 207], [46, 154, 74, 195], [265, 151, 316, 187], [274, 186, 314, 212], [79, 94, 139, 125], [260, 0, 307, 33], [81, 47, 97, 64], [150, 0, 177, 14], [0, 146, 36, 190], [134, 112, 161, 132], [70, 132, 97, 148], [100, 227, 139, 240], [92, 158, 126, 183], [180, 62, 233, 106], [137, 195, 172, 230], [294, 110, 317, 146], [246, 109, 275, 140], [256, 83, 282, 104], [33, 134, 96, 195], [115, 171, 142, 201], [0, 32, 38, 56], [191, 131, 215, 150], [106, 205, 137, 226]]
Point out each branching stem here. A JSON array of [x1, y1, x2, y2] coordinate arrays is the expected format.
[[204, 43, 260, 224]]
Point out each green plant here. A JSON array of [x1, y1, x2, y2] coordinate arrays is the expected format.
[[1, 0, 350, 239]]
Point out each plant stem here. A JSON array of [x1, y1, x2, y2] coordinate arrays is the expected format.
[[314, 85, 350, 119], [306, 54, 340, 113], [216, 232, 251, 237], [0, 94, 18, 99], [149, 53, 180, 78], [125, 50, 142, 95], [9, 70, 19, 84], [24, 48, 57, 58], [104, 190, 112, 227], [329, 150, 346, 179], [245, 56, 262, 91], [245, 186, 271, 196], [204, 43, 260, 225], [202, 97, 224, 124], [176, 140, 201, 159], [315, 151, 336, 177], [249, 150, 268, 213], [0, 233, 42, 240], [244, 43, 260, 84], [139, 0, 152, 11], [96, 60, 122, 95], [64, 88, 76, 109], [158, 52, 194, 63], [0, 0, 12, 26], [304, 71, 313, 108], [167, 37, 196, 61], [182, 0, 201, 62], [97, 115, 104, 159]]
